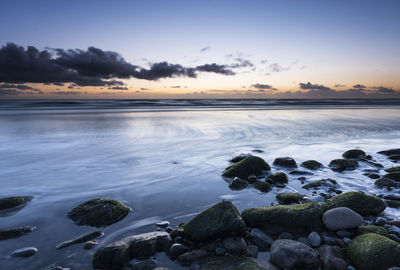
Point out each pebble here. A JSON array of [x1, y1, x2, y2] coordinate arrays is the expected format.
[[131, 259, 158, 270], [246, 245, 258, 258], [11, 247, 38, 257], [336, 230, 351, 238], [229, 177, 248, 190], [346, 266, 356, 270], [390, 225, 400, 235], [169, 243, 191, 257], [278, 232, 293, 240], [83, 240, 98, 249], [331, 257, 348, 270], [156, 221, 170, 228], [388, 220, 400, 228], [322, 236, 336, 245], [342, 237, 351, 244], [174, 236, 183, 244], [323, 207, 363, 231], [215, 247, 226, 256], [249, 228, 274, 251], [389, 233, 400, 243], [297, 236, 309, 246], [307, 231, 321, 247], [374, 217, 386, 226], [222, 236, 247, 255]]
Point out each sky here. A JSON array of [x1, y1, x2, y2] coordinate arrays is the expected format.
[[0, 0, 399, 99]]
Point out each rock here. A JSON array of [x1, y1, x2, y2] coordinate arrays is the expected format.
[[155, 221, 170, 228], [318, 244, 346, 270], [378, 148, 400, 156], [270, 239, 320, 270], [222, 155, 270, 179], [131, 259, 158, 270], [297, 236, 309, 246], [248, 175, 258, 183], [325, 192, 386, 216], [347, 233, 400, 270], [329, 159, 358, 172], [56, 230, 103, 249], [321, 236, 336, 245], [389, 225, 400, 235], [363, 173, 380, 179], [83, 240, 99, 249], [242, 202, 326, 234], [198, 256, 279, 270], [249, 228, 274, 251], [390, 234, 400, 243], [67, 198, 130, 227], [389, 155, 400, 161], [384, 172, 400, 181], [267, 172, 288, 184], [342, 149, 366, 160], [290, 170, 313, 175], [302, 179, 337, 190], [336, 230, 351, 238], [362, 160, 384, 168], [273, 157, 297, 168], [252, 181, 271, 192], [307, 232, 321, 247], [301, 160, 323, 170], [247, 245, 258, 258], [276, 192, 305, 205], [183, 200, 246, 242], [222, 236, 247, 255], [385, 166, 400, 173], [177, 249, 208, 265], [375, 217, 386, 226], [347, 267, 356, 270], [11, 247, 38, 257], [278, 232, 294, 239], [375, 177, 400, 188], [0, 196, 33, 210], [322, 207, 363, 231], [330, 257, 348, 270], [229, 177, 248, 190], [0, 226, 35, 240], [356, 225, 388, 236], [93, 231, 171, 270], [215, 247, 225, 256], [343, 237, 351, 244], [230, 153, 250, 163], [169, 243, 191, 257], [388, 220, 400, 227], [386, 199, 400, 208]]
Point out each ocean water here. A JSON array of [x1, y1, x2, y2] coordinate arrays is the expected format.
[[0, 99, 400, 269]]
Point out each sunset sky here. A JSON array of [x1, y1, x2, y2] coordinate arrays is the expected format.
[[0, 0, 399, 98]]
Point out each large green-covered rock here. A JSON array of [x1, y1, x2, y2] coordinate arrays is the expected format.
[[276, 193, 305, 205], [242, 202, 326, 234], [301, 160, 323, 170], [198, 256, 279, 270], [329, 159, 358, 172], [0, 196, 32, 210], [342, 149, 366, 160], [267, 172, 288, 184], [67, 198, 131, 227], [347, 233, 400, 270], [183, 200, 246, 242], [325, 192, 386, 216], [385, 166, 400, 173], [222, 156, 270, 179]]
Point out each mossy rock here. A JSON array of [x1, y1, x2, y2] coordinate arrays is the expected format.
[[356, 226, 388, 237], [389, 155, 400, 161], [67, 198, 131, 227], [302, 179, 337, 190], [198, 256, 279, 270], [253, 181, 271, 192], [329, 159, 358, 172], [325, 192, 386, 216], [0, 196, 33, 210], [0, 226, 35, 240], [267, 172, 288, 184], [385, 166, 400, 173], [347, 233, 400, 270], [242, 202, 326, 235], [384, 172, 400, 181], [343, 149, 366, 160], [301, 160, 323, 170], [276, 192, 305, 205], [378, 148, 400, 156], [361, 159, 384, 168], [222, 156, 270, 179], [183, 200, 246, 242], [273, 157, 297, 168]]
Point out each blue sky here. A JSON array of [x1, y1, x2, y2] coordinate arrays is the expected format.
[[0, 0, 399, 98]]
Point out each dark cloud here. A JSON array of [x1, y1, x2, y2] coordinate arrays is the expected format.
[[0, 83, 43, 95], [51, 91, 80, 95], [372, 86, 395, 93], [200, 46, 210, 53], [299, 82, 332, 91], [251, 83, 277, 90], [268, 63, 290, 72], [171, 85, 181, 88], [108, 86, 129, 90], [140, 88, 150, 90], [334, 84, 346, 87], [353, 84, 366, 89], [230, 58, 254, 68], [195, 63, 235, 75]]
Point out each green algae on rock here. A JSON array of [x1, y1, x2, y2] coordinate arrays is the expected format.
[[253, 181, 271, 192], [355, 226, 388, 237], [222, 156, 270, 179], [67, 198, 130, 227], [198, 256, 279, 270], [0, 226, 36, 240], [329, 159, 358, 172], [301, 160, 323, 170], [276, 192, 305, 205], [0, 196, 33, 210], [342, 149, 366, 160], [302, 179, 337, 190], [325, 192, 386, 216], [267, 172, 288, 184], [347, 233, 400, 270], [385, 166, 400, 173], [242, 202, 326, 235], [183, 200, 246, 242], [384, 172, 400, 181], [272, 157, 297, 168]]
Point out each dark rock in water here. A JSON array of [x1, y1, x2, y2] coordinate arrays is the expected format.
[[363, 173, 380, 179], [362, 160, 384, 168], [0, 226, 35, 240], [198, 256, 278, 270], [155, 221, 170, 228], [347, 233, 400, 270], [383, 194, 400, 201], [325, 192, 386, 216], [322, 207, 363, 231], [375, 177, 400, 188], [83, 240, 99, 249], [131, 259, 158, 270], [389, 155, 400, 161], [343, 149, 366, 160], [384, 172, 400, 181], [252, 181, 271, 192], [386, 199, 400, 208], [270, 239, 320, 270], [93, 231, 171, 270], [183, 200, 246, 242], [247, 174, 258, 183], [252, 149, 264, 153], [169, 243, 191, 257], [385, 166, 400, 173], [67, 198, 130, 227], [356, 225, 388, 237], [56, 230, 103, 249], [249, 228, 274, 251], [222, 236, 247, 255], [273, 157, 297, 168], [222, 155, 270, 179], [229, 177, 248, 190], [267, 172, 288, 184], [301, 160, 323, 170], [276, 192, 305, 205], [11, 247, 38, 257], [302, 179, 337, 190], [177, 249, 208, 265], [242, 202, 326, 234], [375, 217, 387, 226], [289, 170, 313, 175], [230, 153, 250, 163], [0, 196, 33, 210], [378, 148, 400, 156], [329, 159, 358, 172]]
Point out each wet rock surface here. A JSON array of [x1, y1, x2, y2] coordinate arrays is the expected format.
[[222, 155, 270, 179]]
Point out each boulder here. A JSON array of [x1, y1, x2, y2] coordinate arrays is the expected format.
[[253, 181, 271, 192], [273, 157, 297, 168], [198, 256, 279, 270], [0, 196, 33, 210], [378, 148, 400, 156], [325, 192, 386, 216], [347, 233, 400, 270], [249, 228, 274, 251], [169, 243, 191, 257], [322, 207, 363, 231], [329, 159, 358, 172], [229, 177, 248, 190], [131, 259, 158, 270], [177, 249, 208, 265], [342, 149, 366, 160], [375, 177, 400, 188], [384, 172, 400, 181], [0, 226, 35, 240], [267, 172, 288, 184], [222, 156, 270, 179], [385, 166, 400, 173], [183, 200, 246, 242], [242, 202, 326, 234], [301, 160, 323, 170], [230, 153, 250, 163], [276, 192, 305, 205], [270, 239, 320, 270], [67, 198, 130, 227], [302, 179, 337, 190], [222, 236, 247, 255], [389, 155, 400, 161]]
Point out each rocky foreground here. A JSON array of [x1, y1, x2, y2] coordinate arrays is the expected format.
[[2, 148, 400, 270]]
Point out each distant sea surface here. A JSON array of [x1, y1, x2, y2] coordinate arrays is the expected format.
[[1, 99, 400, 269]]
